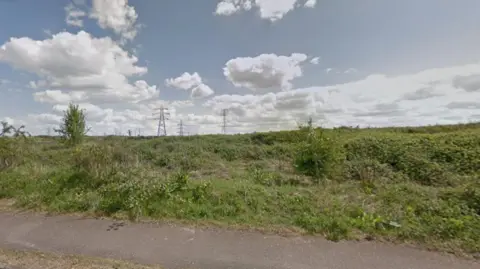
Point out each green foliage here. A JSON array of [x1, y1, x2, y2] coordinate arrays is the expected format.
[[1, 122, 480, 254], [0, 122, 30, 138], [0, 121, 14, 137], [12, 125, 30, 138], [0, 139, 19, 171], [55, 103, 90, 146], [343, 133, 480, 186], [293, 126, 342, 181], [0, 137, 30, 172]]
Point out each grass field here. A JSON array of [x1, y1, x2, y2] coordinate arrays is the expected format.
[[1, 123, 479, 255]]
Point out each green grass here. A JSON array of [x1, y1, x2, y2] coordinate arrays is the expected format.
[[1, 122, 480, 255]]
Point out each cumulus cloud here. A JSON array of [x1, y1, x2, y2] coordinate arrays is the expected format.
[[309, 57, 320, 65], [446, 101, 480, 110], [215, 0, 317, 21], [224, 53, 308, 91], [89, 0, 139, 41], [452, 74, 480, 92], [0, 31, 158, 104], [29, 113, 63, 125], [191, 84, 215, 99], [33, 90, 86, 104], [401, 87, 443, 101], [205, 63, 480, 131], [165, 72, 203, 90], [304, 0, 317, 8], [65, 3, 86, 27], [1, 117, 15, 125], [4, 38, 480, 137], [165, 72, 214, 99]]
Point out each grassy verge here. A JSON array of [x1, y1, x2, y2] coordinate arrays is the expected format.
[[0, 123, 479, 255], [0, 248, 162, 269]]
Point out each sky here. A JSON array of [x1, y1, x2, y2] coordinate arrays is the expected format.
[[0, 0, 480, 136]]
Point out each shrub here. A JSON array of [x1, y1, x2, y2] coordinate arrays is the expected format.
[[0, 139, 25, 171], [293, 127, 343, 181], [72, 144, 139, 180], [342, 159, 397, 182], [343, 133, 479, 186]]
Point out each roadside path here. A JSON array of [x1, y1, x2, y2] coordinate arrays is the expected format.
[[0, 212, 478, 269]]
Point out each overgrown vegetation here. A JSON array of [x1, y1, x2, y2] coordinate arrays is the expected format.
[[1, 121, 30, 138], [1, 121, 480, 256]]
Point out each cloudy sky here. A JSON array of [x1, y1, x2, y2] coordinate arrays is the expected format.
[[1, 0, 480, 136]]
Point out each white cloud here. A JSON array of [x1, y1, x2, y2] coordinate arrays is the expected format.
[[89, 0, 139, 41], [165, 72, 203, 90], [191, 84, 215, 99], [215, 0, 317, 21], [53, 103, 104, 118], [304, 0, 316, 8], [165, 72, 214, 99], [1, 117, 15, 125], [205, 62, 480, 131], [65, 3, 86, 27], [224, 53, 308, 91], [215, 1, 242, 16], [309, 57, 320, 65], [33, 90, 87, 104], [28, 113, 63, 125], [4, 31, 480, 137], [0, 31, 158, 105], [453, 74, 480, 92]]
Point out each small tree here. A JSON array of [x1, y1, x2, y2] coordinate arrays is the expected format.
[[0, 121, 14, 137], [55, 103, 90, 145], [12, 125, 30, 138]]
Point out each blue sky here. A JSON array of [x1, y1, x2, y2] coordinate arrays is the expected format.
[[1, 0, 480, 135]]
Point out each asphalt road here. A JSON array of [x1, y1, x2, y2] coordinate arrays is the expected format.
[[0, 212, 478, 269]]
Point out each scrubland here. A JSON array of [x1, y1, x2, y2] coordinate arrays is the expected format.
[[1, 122, 479, 255]]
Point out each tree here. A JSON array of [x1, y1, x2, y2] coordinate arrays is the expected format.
[[0, 121, 14, 137], [55, 103, 90, 145], [12, 125, 31, 138]]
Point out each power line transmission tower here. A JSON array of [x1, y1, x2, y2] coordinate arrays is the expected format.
[[177, 120, 185, 136], [221, 109, 228, 134], [153, 106, 169, 136]]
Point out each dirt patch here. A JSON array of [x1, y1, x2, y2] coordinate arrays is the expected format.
[[0, 248, 163, 269]]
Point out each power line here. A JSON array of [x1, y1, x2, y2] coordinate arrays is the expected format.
[[153, 106, 169, 136], [221, 109, 228, 134]]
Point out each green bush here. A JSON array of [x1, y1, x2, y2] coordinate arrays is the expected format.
[[293, 127, 343, 181], [0, 138, 28, 171], [343, 133, 479, 185], [342, 159, 397, 182]]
